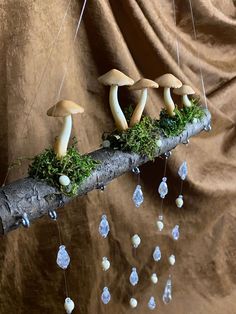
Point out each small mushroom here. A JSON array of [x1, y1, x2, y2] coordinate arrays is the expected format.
[[155, 73, 182, 117], [47, 100, 84, 158], [173, 85, 195, 108], [129, 78, 159, 127], [98, 69, 134, 131]]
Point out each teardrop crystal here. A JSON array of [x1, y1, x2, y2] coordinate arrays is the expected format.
[[153, 246, 161, 262], [148, 296, 156, 310], [132, 185, 144, 207], [158, 177, 168, 198], [178, 161, 188, 180], [56, 245, 70, 270], [101, 287, 111, 304], [129, 267, 139, 286], [99, 215, 110, 238], [172, 225, 180, 241], [163, 277, 172, 304]]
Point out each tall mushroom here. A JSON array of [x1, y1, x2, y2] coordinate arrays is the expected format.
[[155, 73, 182, 117], [98, 69, 134, 131], [173, 85, 195, 108], [47, 100, 84, 158], [129, 78, 159, 127]]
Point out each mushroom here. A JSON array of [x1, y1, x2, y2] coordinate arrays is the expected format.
[[129, 78, 159, 127], [47, 100, 84, 158], [155, 73, 182, 117], [173, 84, 195, 108], [98, 69, 134, 131]]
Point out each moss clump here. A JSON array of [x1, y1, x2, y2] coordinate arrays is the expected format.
[[28, 140, 99, 196], [157, 101, 205, 137], [103, 101, 205, 159], [103, 116, 160, 160]]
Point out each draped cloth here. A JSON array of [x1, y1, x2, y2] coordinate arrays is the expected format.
[[0, 0, 235, 313]]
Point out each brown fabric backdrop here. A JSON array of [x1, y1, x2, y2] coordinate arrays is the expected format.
[[0, 0, 235, 313]]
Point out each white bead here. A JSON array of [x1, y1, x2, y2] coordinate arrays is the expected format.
[[102, 257, 110, 271], [102, 140, 111, 148], [59, 175, 70, 186], [156, 220, 164, 231], [64, 298, 75, 314], [156, 139, 162, 148], [169, 254, 176, 266], [175, 196, 184, 208], [129, 298, 138, 308], [131, 234, 141, 248], [151, 273, 158, 284]]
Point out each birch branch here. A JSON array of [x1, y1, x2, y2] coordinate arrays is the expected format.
[[0, 109, 211, 235]]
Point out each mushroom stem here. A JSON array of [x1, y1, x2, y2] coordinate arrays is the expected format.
[[109, 85, 128, 131], [182, 95, 192, 108], [129, 88, 147, 127], [164, 87, 175, 116], [54, 115, 72, 158]]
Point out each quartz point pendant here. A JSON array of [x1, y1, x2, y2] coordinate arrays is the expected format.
[[153, 246, 161, 262], [148, 296, 156, 310], [129, 267, 139, 286], [158, 177, 168, 198], [172, 225, 180, 241], [132, 185, 144, 207], [101, 287, 111, 304], [163, 277, 172, 304], [178, 161, 188, 180], [99, 215, 110, 238], [56, 245, 70, 270]]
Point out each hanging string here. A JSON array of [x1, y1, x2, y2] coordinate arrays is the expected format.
[[188, 0, 208, 109], [55, 0, 88, 103], [172, 0, 180, 67], [21, 0, 73, 137]]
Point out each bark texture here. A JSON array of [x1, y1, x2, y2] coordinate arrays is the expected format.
[[0, 109, 211, 235]]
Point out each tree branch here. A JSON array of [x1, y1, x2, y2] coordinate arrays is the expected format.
[[0, 109, 211, 235]]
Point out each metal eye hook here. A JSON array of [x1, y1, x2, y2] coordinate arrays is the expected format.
[[48, 209, 57, 220], [21, 212, 30, 228]]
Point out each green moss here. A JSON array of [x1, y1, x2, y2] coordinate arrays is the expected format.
[[28, 140, 99, 196], [103, 101, 205, 159], [103, 116, 160, 160], [157, 101, 205, 137]]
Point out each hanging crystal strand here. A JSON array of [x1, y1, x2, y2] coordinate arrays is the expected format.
[[97, 180, 111, 307], [156, 152, 170, 231], [132, 167, 144, 208]]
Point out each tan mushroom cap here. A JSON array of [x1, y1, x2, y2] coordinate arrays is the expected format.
[[47, 100, 84, 117], [173, 85, 195, 95], [155, 73, 182, 88], [129, 78, 159, 91], [98, 69, 134, 86]]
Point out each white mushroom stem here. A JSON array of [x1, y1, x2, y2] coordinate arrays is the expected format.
[[129, 88, 147, 127], [109, 85, 128, 131], [54, 115, 72, 158], [182, 95, 192, 107], [164, 87, 175, 117]]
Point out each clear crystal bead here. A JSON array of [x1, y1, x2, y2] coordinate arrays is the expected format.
[[163, 277, 172, 304], [101, 287, 111, 304], [132, 185, 144, 208], [153, 246, 161, 262], [129, 267, 139, 286], [172, 225, 180, 240], [56, 245, 70, 270], [99, 215, 110, 238], [178, 161, 188, 180], [158, 177, 168, 198], [148, 296, 156, 310]]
